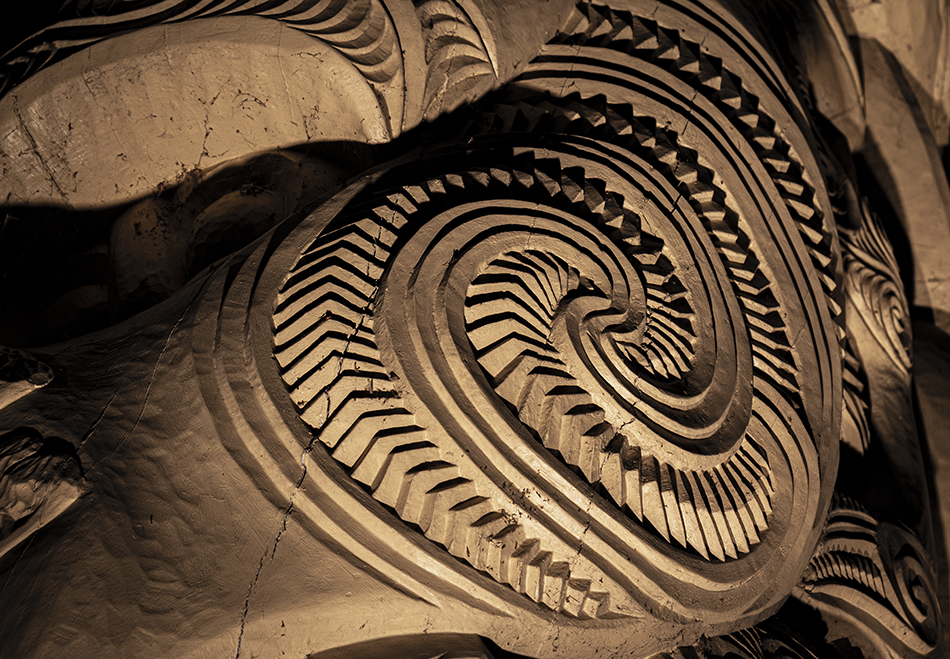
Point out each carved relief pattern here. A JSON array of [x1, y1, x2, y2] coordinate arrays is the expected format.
[[838, 201, 911, 454], [270, 17, 840, 618], [840, 201, 912, 375], [414, 0, 495, 120], [457, 97, 785, 561], [554, 1, 843, 334], [4, 0, 944, 656], [237, 0, 400, 84], [836, 186, 928, 523], [796, 495, 940, 658], [697, 628, 806, 659], [1, 0, 401, 98], [273, 164, 622, 618]]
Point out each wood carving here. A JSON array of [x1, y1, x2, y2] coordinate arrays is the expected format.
[[0, 0, 573, 208], [270, 85, 840, 616], [0, 0, 945, 657], [838, 198, 929, 527], [796, 495, 940, 659], [260, 0, 842, 649]]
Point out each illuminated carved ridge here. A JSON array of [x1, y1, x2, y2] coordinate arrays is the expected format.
[[553, 0, 842, 334], [273, 192, 617, 619], [1, 0, 401, 97]]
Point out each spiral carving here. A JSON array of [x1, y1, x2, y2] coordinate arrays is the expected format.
[[456, 170, 775, 561], [274, 139, 833, 626], [799, 495, 940, 656], [553, 0, 843, 333], [841, 199, 912, 374], [879, 524, 940, 647], [269, 0, 839, 638]]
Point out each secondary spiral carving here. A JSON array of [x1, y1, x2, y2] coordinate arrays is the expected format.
[[800, 495, 940, 656], [841, 199, 912, 374]]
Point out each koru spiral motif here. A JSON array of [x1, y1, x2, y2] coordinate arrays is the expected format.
[[267, 0, 841, 639], [798, 495, 940, 658]]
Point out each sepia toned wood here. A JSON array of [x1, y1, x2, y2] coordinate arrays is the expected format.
[[795, 494, 941, 659], [263, 0, 843, 652], [0, 0, 946, 658], [839, 0, 950, 145], [0, 0, 574, 208]]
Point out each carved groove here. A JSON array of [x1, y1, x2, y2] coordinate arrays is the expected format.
[[414, 0, 496, 119], [475, 94, 803, 403], [840, 201, 912, 373], [274, 205, 615, 617], [466, 229, 776, 560], [1, 0, 400, 97], [268, 0, 838, 627], [799, 495, 940, 654], [553, 1, 841, 332]]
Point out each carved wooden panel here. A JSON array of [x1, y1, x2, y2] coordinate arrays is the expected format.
[[0, 0, 945, 657]]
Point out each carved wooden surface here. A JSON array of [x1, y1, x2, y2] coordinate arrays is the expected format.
[[0, 0, 945, 657], [257, 0, 843, 650], [797, 495, 940, 659], [0, 0, 573, 208]]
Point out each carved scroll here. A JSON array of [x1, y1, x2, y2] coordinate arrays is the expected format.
[[838, 193, 930, 533], [248, 2, 843, 651], [795, 495, 941, 659]]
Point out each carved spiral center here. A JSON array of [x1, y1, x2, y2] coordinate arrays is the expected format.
[[271, 106, 835, 618]]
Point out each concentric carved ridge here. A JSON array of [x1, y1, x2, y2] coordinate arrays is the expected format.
[[274, 197, 617, 618], [552, 0, 842, 334], [414, 0, 496, 120], [272, 128, 836, 631], [1, 0, 401, 98], [459, 158, 777, 561], [474, 93, 803, 401], [265, 0, 839, 631], [840, 201, 912, 374]]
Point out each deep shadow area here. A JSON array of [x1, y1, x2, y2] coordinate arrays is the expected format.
[[0, 140, 372, 347]]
